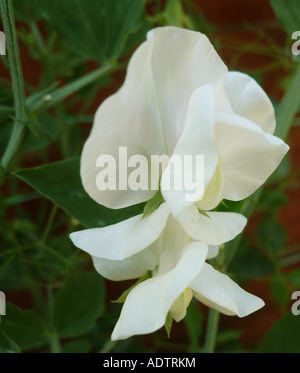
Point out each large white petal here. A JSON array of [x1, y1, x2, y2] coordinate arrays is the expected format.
[[226, 71, 276, 134], [80, 37, 165, 209], [149, 26, 230, 153], [190, 263, 265, 317], [181, 211, 247, 246], [161, 85, 219, 219], [215, 111, 289, 201], [69, 203, 170, 261], [90, 210, 189, 281], [91, 239, 160, 281], [111, 242, 208, 340]]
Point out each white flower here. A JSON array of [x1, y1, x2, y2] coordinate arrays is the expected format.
[[70, 26, 288, 340], [80, 26, 289, 220], [70, 203, 264, 340]]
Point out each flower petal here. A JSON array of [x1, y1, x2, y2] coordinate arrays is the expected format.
[[195, 157, 225, 211], [181, 211, 247, 246], [149, 26, 230, 153], [190, 263, 265, 317], [161, 85, 219, 219], [215, 111, 289, 201], [91, 210, 189, 281], [69, 202, 170, 261], [91, 240, 160, 281], [207, 245, 220, 259], [226, 71, 276, 134], [111, 242, 208, 340], [80, 36, 165, 209]]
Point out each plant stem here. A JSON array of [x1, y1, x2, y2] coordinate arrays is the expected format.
[[47, 284, 61, 353], [0, 0, 27, 178], [50, 334, 61, 353], [30, 63, 117, 113], [99, 339, 118, 353], [41, 205, 58, 243], [203, 309, 220, 353], [275, 63, 300, 140]]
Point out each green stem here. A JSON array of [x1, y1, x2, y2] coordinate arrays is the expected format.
[[275, 64, 300, 140], [203, 309, 220, 353], [50, 334, 61, 353], [99, 339, 118, 353], [30, 64, 117, 113], [0, 0, 27, 177], [47, 284, 61, 353], [41, 205, 58, 243]]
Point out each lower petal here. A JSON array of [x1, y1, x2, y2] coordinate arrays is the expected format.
[[190, 263, 265, 317], [111, 242, 208, 340], [70, 202, 170, 261]]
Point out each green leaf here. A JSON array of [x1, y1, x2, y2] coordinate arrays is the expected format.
[[270, 0, 300, 35], [0, 331, 21, 353], [15, 157, 144, 228], [256, 218, 286, 256], [274, 64, 300, 141], [164, 312, 173, 339], [53, 271, 105, 338], [61, 339, 91, 353], [198, 209, 210, 218], [142, 190, 164, 219], [285, 268, 300, 287], [37, 0, 147, 63], [260, 312, 300, 352], [0, 303, 48, 350], [270, 276, 289, 307], [112, 271, 151, 304], [227, 238, 274, 279]]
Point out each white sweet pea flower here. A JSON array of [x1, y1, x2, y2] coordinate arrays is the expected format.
[[69, 26, 287, 340], [70, 204, 264, 340], [80, 26, 289, 220]]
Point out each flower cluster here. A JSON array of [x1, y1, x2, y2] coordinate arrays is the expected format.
[[70, 27, 289, 340]]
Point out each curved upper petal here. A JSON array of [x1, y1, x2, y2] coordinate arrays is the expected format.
[[80, 36, 165, 209], [215, 111, 289, 201], [190, 263, 265, 317], [69, 202, 170, 261], [181, 211, 247, 246], [161, 85, 219, 219], [226, 71, 276, 134], [149, 26, 230, 153], [111, 242, 208, 340]]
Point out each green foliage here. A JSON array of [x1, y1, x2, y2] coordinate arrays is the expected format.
[[16, 158, 144, 228], [0, 331, 20, 353], [142, 189, 164, 219], [0, 303, 48, 350], [259, 312, 300, 352], [270, 0, 300, 35], [184, 301, 204, 352], [53, 271, 105, 338], [37, 0, 147, 64]]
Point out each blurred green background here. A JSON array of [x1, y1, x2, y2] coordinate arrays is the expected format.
[[0, 0, 300, 353]]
